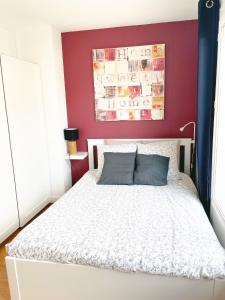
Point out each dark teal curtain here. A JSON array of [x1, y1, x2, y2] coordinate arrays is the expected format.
[[197, 0, 220, 217]]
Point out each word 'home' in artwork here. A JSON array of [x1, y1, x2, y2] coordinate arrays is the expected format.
[[92, 44, 165, 121]]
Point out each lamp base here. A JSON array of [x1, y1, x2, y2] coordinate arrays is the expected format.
[[67, 141, 77, 155]]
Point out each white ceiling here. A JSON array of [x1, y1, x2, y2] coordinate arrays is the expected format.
[[0, 0, 198, 32]]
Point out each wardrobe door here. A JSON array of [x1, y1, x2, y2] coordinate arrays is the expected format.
[[0, 59, 19, 243], [1, 55, 51, 227]]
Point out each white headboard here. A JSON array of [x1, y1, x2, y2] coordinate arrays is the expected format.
[[87, 138, 194, 176]]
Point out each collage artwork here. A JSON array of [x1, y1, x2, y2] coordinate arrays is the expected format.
[[92, 44, 165, 121]]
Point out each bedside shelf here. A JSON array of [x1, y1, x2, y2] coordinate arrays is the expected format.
[[65, 152, 88, 160]]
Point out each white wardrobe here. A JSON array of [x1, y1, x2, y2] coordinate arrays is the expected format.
[[0, 55, 51, 243]]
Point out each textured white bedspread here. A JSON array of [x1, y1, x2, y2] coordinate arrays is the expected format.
[[7, 171, 225, 279]]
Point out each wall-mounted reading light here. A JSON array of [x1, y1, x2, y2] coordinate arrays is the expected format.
[[179, 121, 196, 172], [179, 121, 196, 141]]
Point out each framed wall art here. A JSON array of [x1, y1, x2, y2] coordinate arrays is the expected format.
[[92, 44, 165, 121]]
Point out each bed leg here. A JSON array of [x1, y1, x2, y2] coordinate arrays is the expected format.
[[5, 257, 21, 300]]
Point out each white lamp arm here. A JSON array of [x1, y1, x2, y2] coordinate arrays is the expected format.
[[180, 121, 196, 141]]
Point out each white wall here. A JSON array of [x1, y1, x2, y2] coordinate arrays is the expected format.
[[211, 0, 225, 248], [220, 0, 225, 25], [0, 8, 71, 200]]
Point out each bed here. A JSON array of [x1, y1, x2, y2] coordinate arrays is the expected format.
[[5, 138, 225, 300]]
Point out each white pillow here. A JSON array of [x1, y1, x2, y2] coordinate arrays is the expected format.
[[137, 141, 180, 180], [97, 143, 137, 178]]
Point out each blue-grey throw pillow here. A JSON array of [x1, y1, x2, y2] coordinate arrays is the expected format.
[[134, 154, 169, 186], [97, 152, 136, 185]]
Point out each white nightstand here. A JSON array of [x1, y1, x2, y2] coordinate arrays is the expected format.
[[65, 152, 88, 160]]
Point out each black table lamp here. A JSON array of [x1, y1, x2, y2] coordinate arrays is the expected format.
[[64, 128, 79, 155]]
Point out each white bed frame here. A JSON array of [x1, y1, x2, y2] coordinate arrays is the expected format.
[[87, 138, 194, 175], [5, 138, 225, 300]]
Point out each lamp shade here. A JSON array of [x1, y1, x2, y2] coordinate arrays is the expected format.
[[64, 128, 79, 141]]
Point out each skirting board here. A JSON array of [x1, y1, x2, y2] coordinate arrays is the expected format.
[[0, 222, 19, 245], [19, 197, 51, 227], [0, 198, 51, 244], [49, 196, 60, 203], [5, 257, 225, 300]]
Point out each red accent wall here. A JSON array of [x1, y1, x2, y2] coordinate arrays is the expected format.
[[62, 20, 198, 183]]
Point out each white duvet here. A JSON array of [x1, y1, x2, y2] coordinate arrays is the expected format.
[[7, 171, 225, 279]]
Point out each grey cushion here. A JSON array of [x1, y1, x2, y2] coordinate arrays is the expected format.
[[134, 154, 169, 186], [97, 152, 136, 185]]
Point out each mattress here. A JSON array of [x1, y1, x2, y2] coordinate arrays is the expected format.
[[7, 171, 225, 279]]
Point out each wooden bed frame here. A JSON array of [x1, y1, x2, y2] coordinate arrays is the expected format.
[[5, 138, 225, 300]]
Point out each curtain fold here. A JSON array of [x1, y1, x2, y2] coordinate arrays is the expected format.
[[197, 0, 220, 217]]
